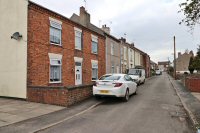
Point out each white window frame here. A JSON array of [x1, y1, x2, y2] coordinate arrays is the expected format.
[[49, 17, 62, 46], [49, 59, 62, 83], [91, 35, 98, 54], [130, 49, 133, 61], [74, 27, 82, 50], [111, 43, 114, 55], [49, 53, 62, 83], [121, 47, 123, 59], [124, 47, 127, 60], [91, 60, 98, 81]]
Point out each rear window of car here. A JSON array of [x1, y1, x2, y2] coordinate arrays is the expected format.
[[102, 75, 121, 80], [99, 75, 112, 80]]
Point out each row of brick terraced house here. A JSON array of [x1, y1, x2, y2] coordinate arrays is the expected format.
[[0, 0, 150, 106]]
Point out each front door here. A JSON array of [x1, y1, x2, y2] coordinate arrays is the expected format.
[[75, 62, 82, 85]]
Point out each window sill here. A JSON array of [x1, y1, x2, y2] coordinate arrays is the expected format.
[[49, 81, 62, 84], [50, 42, 62, 46], [91, 52, 98, 55], [75, 48, 82, 51]]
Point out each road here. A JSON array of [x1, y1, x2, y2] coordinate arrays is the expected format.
[[38, 73, 195, 133]]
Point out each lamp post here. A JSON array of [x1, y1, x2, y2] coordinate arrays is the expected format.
[[174, 36, 176, 80]]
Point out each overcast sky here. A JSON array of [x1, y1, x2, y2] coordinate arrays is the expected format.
[[32, 0, 200, 63]]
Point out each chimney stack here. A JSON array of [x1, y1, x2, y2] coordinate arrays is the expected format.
[[80, 6, 90, 26], [178, 52, 181, 58], [101, 24, 110, 34], [120, 37, 126, 43]]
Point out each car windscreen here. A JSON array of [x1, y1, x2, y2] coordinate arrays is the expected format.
[[101, 75, 121, 80], [128, 69, 140, 75], [99, 75, 112, 80]]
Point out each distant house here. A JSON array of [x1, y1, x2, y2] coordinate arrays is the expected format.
[[119, 37, 151, 77], [176, 51, 193, 73], [119, 38, 130, 73], [158, 61, 170, 71], [150, 60, 158, 70], [101, 25, 121, 74]]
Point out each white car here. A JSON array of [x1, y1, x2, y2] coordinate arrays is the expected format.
[[155, 69, 162, 75], [128, 68, 146, 85], [93, 74, 137, 101]]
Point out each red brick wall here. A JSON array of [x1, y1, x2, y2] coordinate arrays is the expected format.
[[143, 54, 150, 78], [27, 3, 105, 87], [27, 87, 68, 106], [67, 85, 93, 106], [27, 3, 105, 106], [27, 85, 92, 106], [185, 77, 200, 92]]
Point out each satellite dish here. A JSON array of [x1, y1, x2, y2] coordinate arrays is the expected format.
[[11, 32, 22, 40]]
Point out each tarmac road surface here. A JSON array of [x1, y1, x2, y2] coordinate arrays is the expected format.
[[38, 73, 195, 133]]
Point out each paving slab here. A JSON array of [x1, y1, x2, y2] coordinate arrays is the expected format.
[[0, 98, 65, 127], [192, 93, 200, 101], [0, 97, 102, 133]]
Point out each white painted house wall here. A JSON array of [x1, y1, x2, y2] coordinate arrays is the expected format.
[[0, 0, 28, 98], [128, 48, 134, 68], [135, 51, 140, 66]]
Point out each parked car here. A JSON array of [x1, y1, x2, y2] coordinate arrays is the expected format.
[[155, 69, 162, 75], [127, 68, 145, 85], [93, 74, 137, 102]]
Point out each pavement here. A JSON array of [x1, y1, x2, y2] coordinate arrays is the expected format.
[[0, 98, 65, 127], [0, 97, 102, 133], [192, 93, 200, 101], [168, 75, 200, 131]]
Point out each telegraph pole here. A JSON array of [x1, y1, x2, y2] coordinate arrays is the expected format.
[[174, 36, 176, 80]]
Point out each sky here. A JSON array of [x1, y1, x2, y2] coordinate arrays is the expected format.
[[32, 0, 200, 63]]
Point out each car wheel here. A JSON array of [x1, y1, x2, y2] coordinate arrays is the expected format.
[[123, 89, 129, 102], [138, 81, 140, 86], [134, 88, 137, 95], [95, 95, 101, 100]]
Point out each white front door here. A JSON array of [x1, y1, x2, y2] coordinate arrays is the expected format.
[[75, 62, 82, 85]]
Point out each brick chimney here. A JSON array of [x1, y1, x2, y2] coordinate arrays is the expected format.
[[101, 24, 110, 34], [178, 52, 181, 58], [189, 50, 194, 57], [119, 37, 126, 43], [80, 6, 90, 26]]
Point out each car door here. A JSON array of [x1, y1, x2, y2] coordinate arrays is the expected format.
[[124, 75, 134, 94]]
